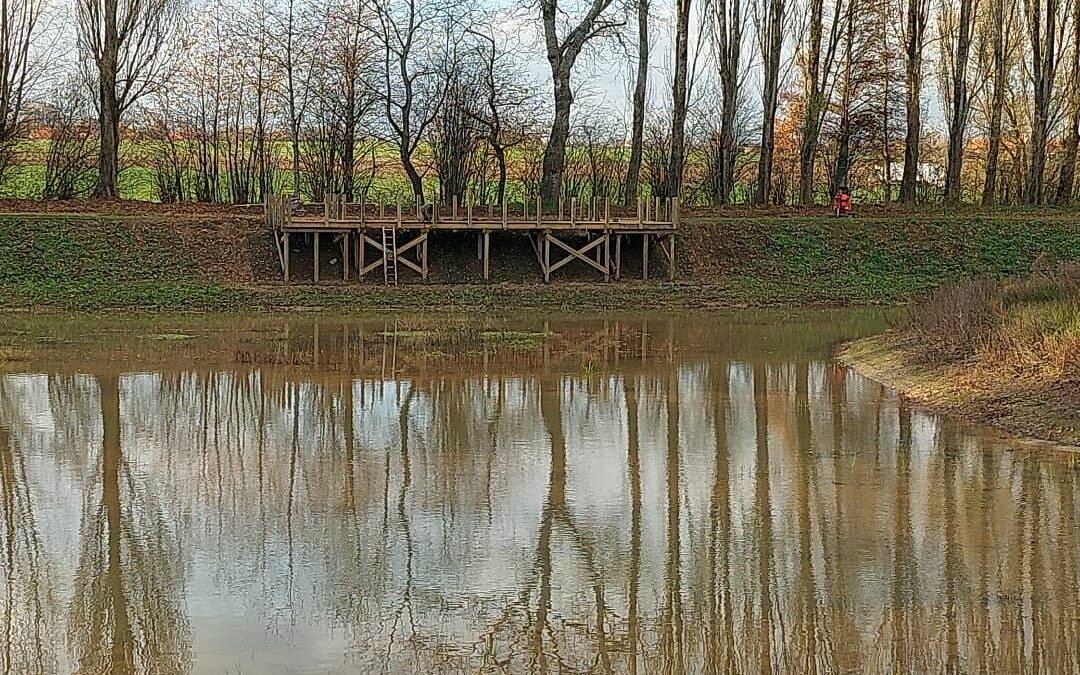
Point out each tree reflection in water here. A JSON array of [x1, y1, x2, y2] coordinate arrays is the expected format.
[[0, 383, 58, 675], [66, 375, 192, 675], [0, 315, 1078, 674]]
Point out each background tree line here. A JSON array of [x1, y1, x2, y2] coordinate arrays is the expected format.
[[8, 0, 1080, 206]]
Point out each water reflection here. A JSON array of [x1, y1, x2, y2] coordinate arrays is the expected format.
[[0, 315, 1078, 674]]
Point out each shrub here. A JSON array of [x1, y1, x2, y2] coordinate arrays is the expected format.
[[909, 263, 1079, 376], [909, 278, 1003, 362]]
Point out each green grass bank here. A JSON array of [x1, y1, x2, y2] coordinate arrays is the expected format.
[[1, 211, 1078, 312]]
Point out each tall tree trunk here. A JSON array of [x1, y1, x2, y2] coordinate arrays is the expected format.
[[1026, 0, 1061, 205], [96, 0, 121, 199], [900, 0, 927, 204], [882, 6, 894, 202], [798, 0, 827, 204], [712, 0, 738, 203], [624, 0, 649, 205], [343, 75, 357, 201], [494, 143, 507, 205], [1055, 0, 1080, 204], [668, 0, 692, 198], [943, 0, 976, 203], [756, 0, 783, 205], [716, 0, 742, 203], [401, 147, 424, 200], [539, 0, 618, 204], [1056, 113, 1079, 204], [541, 69, 573, 203], [832, 2, 854, 193], [982, 0, 1006, 205]]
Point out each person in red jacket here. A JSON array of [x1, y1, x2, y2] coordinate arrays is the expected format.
[[832, 185, 852, 217]]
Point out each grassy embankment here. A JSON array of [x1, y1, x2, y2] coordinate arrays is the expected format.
[[0, 209, 1078, 311], [841, 265, 1080, 446]]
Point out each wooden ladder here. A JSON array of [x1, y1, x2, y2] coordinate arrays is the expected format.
[[381, 223, 398, 285]]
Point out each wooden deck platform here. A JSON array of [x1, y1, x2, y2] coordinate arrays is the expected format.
[[266, 194, 678, 284]]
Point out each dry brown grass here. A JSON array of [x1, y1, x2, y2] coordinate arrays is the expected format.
[[908, 263, 1079, 377], [843, 264, 1079, 446]]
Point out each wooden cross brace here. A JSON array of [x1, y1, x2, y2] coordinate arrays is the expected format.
[[544, 232, 610, 278], [358, 231, 428, 278]]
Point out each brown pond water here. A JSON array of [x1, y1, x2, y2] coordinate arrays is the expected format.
[[0, 311, 1078, 674]]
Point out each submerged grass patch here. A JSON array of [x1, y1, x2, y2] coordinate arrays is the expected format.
[[480, 330, 551, 348]]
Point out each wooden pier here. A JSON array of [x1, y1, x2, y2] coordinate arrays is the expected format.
[[265, 193, 678, 284]]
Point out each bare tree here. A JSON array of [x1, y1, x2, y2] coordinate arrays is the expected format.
[[364, 0, 447, 201], [797, 0, 844, 204], [538, 0, 621, 203], [43, 78, 97, 200], [668, 0, 693, 198], [899, 0, 930, 204], [753, 0, 787, 204], [939, 0, 979, 202], [1055, 0, 1080, 203], [710, 0, 746, 204], [826, 0, 902, 196], [0, 0, 46, 181], [465, 27, 535, 205], [429, 54, 483, 204], [624, 0, 650, 205], [976, 0, 1017, 204], [267, 0, 322, 200], [1023, 0, 1066, 204], [331, 0, 377, 201], [75, 0, 184, 198]]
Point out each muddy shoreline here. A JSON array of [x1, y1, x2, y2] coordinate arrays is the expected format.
[[840, 332, 1080, 451]]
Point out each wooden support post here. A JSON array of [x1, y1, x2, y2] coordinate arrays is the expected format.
[[523, 196, 528, 222], [642, 233, 649, 280], [673, 197, 680, 228], [645, 197, 652, 223], [615, 234, 622, 279], [488, 202, 493, 219], [284, 231, 290, 281], [558, 196, 564, 221], [358, 228, 365, 280], [422, 235, 428, 280], [570, 198, 576, 229], [453, 195, 458, 221], [467, 198, 472, 228], [543, 233, 551, 282], [637, 198, 644, 228], [536, 195, 542, 226], [603, 233, 610, 282], [502, 200, 508, 229], [483, 230, 490, 280], [314, 232, 320, 282], [343, 232, 349, 281], [477, 232, 483, 260], [668, 234, 676, 281]]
